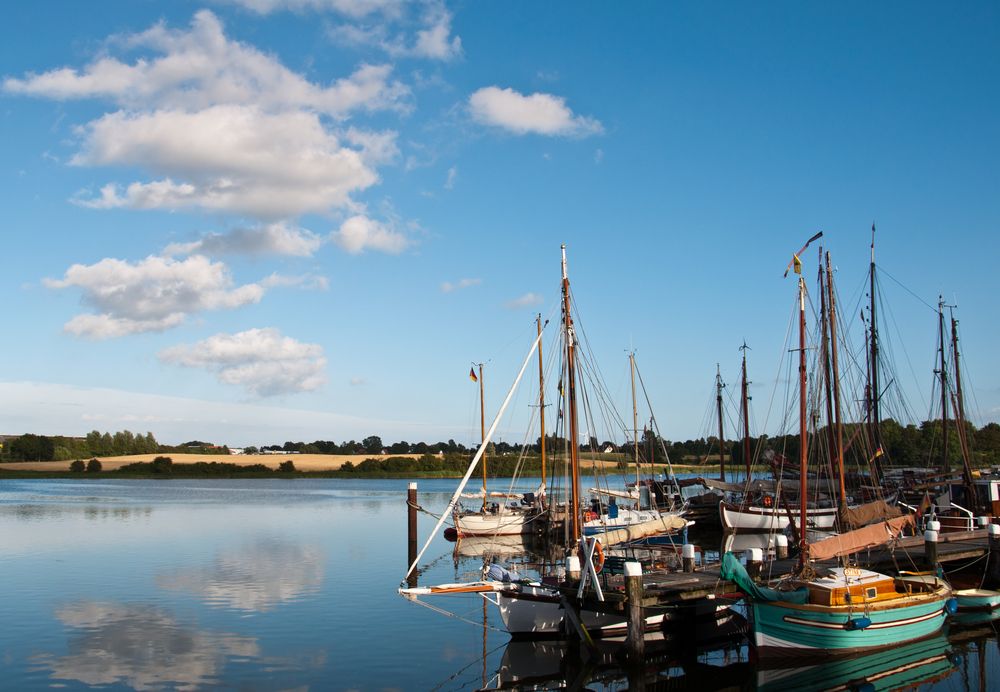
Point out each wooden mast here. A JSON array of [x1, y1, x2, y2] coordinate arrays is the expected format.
[[716, 365, 726, 482], [630, 351, 640, 492], [797, 273, 809, 569], [562, 245, 582, 542], [950, 310, 976, 509], [478, 362, 487, 510], [826, 252, 846, 512], [868, 223, 884, 484], [818, 248, 836, 483], [537, 314, 547, 492], [740, 343, 751, 480], [938, 298, 950, 475]]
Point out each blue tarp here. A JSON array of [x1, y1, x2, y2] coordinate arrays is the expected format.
[[720, 551, 808, 604]]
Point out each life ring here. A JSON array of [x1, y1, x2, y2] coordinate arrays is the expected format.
[[583, 510, 598, 522], [763, 495, 773, 508], [578, 539, 605, 574]]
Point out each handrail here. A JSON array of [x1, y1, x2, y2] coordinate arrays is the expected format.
[[950, 502, 974, 531]]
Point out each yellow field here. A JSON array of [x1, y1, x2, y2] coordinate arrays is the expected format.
[[6, 453, 420, 472]]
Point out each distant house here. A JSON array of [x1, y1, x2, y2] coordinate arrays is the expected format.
[[602, 444, 617, 454], [229, 448, 245, 455]]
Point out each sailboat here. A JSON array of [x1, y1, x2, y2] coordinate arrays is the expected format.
[[401, 245, 698, 637], [723, 240, 954, 657]]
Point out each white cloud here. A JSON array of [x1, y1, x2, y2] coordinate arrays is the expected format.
[[440, 277, 481, 293], [70, 106, 380, 218], [4, 11, 409, 117], [468, 86, 603, 137], [329, 4, 461, 61], [159, 327, 327, 396], [349, 376, 366, 386], [165, 222, 322, 257], [44, 255, 265, 339], [219, 0, 396, 17], [505, 292, 543, 309], [331, 214, 409, 254], [444, 166, 457, 190]]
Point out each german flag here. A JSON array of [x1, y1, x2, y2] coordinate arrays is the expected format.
[[469, 367, 478, 382]]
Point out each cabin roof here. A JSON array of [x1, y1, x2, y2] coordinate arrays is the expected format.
[[809, 566, 890, 591]]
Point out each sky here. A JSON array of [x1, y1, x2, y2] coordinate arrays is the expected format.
[[2, 2, 998, 448]]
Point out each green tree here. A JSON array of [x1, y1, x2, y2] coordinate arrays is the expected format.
[[10, 434, 55, 461], [87, 458, 103, 472], [362, 435, 383, 455], [278, 460, 296, 472], [69, 459, 85, 472], [151, 456, 173, 475]]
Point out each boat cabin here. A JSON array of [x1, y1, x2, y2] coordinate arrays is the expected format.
[[804, 567, 907, 607]]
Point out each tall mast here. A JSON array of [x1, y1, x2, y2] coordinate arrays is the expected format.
[[868, 223, 883, 484], [797, 274, 809, 569], [630, 351, 640, 489], [479, 362, 487, 510], [740, 343, 751, 480], [818, 247, 836, 483], [537, 314, 547, 491], [826, 252, 846, 511], [950, 309, 976, 507], [561, 245, 582, 542], [716, 364, 726, 483], [937, 298, 950, 475]]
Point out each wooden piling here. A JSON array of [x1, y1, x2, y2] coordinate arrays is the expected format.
[[987, 524, 1000, 587], [924, 529, 939, 568], [625, 561, 645, 662], [682, 544, 696, 573], [407, 482, 418, 587], [775, 534, 789, 560]]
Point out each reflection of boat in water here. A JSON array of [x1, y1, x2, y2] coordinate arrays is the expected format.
[[453, 534, 529, 559], [756, 631, 957, 691]]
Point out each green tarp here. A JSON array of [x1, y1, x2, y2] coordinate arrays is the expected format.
[[720, 551, 808, 604]]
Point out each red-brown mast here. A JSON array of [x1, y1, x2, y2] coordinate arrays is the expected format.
[[797, 273, 809, 569], [561, 245, 582, 542]]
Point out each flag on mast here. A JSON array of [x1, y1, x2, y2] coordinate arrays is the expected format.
[[469, 367, 478, 382]]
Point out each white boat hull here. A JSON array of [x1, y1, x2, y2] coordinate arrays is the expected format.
[[454, 509, 533, 536], [720, 501, 837, 531]]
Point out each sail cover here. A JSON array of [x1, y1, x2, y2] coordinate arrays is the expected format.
[[808, 515, 915, 561]]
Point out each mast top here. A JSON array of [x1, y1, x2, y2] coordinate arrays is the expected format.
[[870, 222, 876, 265], [561, 244, 568, 281]]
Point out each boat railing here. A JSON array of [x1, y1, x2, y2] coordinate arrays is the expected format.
[[949, 502, 974, 531]]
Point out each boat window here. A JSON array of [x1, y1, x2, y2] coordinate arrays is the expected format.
[[865, 587, 877, 600]]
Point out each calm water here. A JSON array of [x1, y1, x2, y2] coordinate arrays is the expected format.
[[0, 478, 997, 690]]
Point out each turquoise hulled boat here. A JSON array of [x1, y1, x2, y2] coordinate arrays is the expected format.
[[954, 588, 1000, 612]]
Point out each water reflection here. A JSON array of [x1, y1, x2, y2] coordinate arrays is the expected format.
[[37, 601, 258, 690], [2, 505, 153, 522], [158, 538, 324, 612]]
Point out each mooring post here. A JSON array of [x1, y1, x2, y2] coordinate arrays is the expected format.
[[682, 544, 696, 573], [924, 528, 939, 569], [775, 534, 789, 560], [987, 524, 1000, 587], [567, 554, 581, 583], [625, 561, 645, 662], [746, 548, 763, 580], [407, 482, 418, 587]]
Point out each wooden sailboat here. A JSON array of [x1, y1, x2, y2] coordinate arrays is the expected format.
[[724, 241, 954, 658]]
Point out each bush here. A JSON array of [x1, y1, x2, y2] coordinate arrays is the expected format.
[[69, 459, 85, 472], [151, 456, 173, 475], [278, 460, 296, 473], [86, 458, 102, 473]]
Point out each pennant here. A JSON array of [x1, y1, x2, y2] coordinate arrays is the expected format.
[[783, 231, 823, 277], [469, 367, 478, 382]]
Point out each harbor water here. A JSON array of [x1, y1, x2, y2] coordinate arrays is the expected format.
[[1, 477, 997, 690]]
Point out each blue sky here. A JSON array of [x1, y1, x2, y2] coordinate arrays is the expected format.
[[2, 1, 997, 448]]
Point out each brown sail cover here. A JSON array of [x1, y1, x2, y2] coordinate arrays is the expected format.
[[838, 499, 902, 530], [808, 515, 915, 561]]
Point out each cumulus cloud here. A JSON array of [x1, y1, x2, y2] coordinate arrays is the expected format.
[[505, 292, 543, 309], [70, 106, 380, 218], [219, 0, 396, 17], [329, 3, 461, 61], [159, 327, 327, 396], [165, 222, 322, 258], [468, 86, 602, 137], [331, 214, 409, 254], [4, 10, 409, 116], [440, 277, 481, 293], [45, 255, 265, 339]]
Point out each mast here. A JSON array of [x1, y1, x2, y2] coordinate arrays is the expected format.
[[630, 351, 640, 490], [797, 273, 809, 569], [716, 365, 726, 482], [818, 248, 836, 483], [826, 252, 846, 511], [562, 245, 582, 542], [478, 362, 487, 510], [950, 309, 976, 508], [740, 343, 751, 481], [537, 314, 547, 492], [868, 223, 884, 484], [938, 297, 950, 475]]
